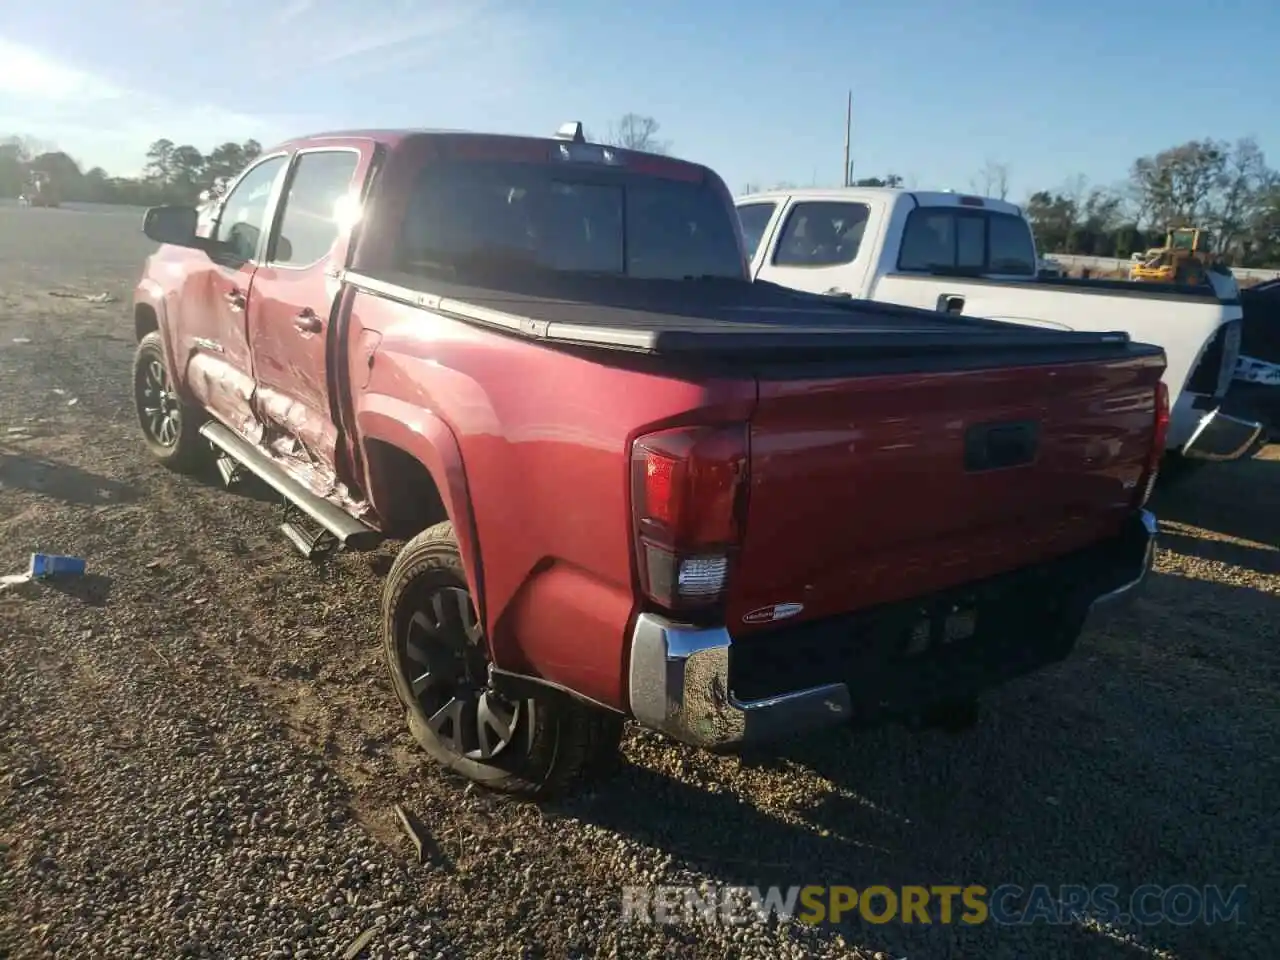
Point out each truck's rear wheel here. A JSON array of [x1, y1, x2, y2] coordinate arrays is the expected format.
[[132, 332, 206, 472], [383, 521, 623, 798]]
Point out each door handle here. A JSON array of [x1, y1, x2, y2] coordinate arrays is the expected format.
[[824, 287, 853, 299], [939, 295, 965, 315], [225, 289, 246, 311], [293, 308, 323, 333]]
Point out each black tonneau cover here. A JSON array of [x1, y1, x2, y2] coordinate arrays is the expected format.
[[345, 268, 1150, 361]]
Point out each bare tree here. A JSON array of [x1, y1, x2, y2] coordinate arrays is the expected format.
[[1060, 173, 1089, 210], [1122, 178, 1155, 229], [599, 114, 671, 155], [1060, 174, 1090, 252], [969, 159, 1010, 200], [1214, 137, 1271, 254], [1128, 139, 1226, 228]]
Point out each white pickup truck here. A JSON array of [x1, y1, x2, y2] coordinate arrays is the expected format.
[[736, 187, 1266, 467]]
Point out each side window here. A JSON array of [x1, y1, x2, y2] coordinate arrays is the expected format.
[[271, 151, 362, 267], [988, 213, 1037, 275], [899, 211, 956, 271], [773, 201, 870, 267], [736, 202, 776, 260], [213, 156, 288, 261]]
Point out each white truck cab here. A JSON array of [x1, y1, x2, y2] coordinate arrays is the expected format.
[[738, 187, 1265, 464]]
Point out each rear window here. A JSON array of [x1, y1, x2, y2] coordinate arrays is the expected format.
[[399, 162, 744, 280], [897, 208, 1036, 276]]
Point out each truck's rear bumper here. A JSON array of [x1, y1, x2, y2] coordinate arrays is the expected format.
[[1181, 406, 1267, 462], [627, 510, 1157, 750]]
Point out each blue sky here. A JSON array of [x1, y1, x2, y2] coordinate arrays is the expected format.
[[2, 0, 1277, 200]]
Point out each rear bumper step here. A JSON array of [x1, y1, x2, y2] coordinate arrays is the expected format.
[[1181, 407, 1267, 462], [627, 509, 1158, 749], [200, 422, 381, 551]]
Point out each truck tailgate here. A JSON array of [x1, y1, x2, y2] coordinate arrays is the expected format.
[[730, 353, 1164, 630]]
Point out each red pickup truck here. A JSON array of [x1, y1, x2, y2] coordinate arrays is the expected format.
[[132, 122, 1167, 797]]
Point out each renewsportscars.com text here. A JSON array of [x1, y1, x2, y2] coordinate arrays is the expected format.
[[621, 884, 1247, 927]]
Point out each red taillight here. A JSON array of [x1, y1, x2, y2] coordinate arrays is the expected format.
[[630, 424, 749, 614], [1137, 381, 1170, 506], [1153, 381, 1171, 453]]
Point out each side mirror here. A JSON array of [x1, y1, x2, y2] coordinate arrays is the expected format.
[[142, 205, 202, 248]]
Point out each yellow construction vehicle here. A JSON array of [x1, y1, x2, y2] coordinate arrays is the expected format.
[[1129, 227, 1219, 284]]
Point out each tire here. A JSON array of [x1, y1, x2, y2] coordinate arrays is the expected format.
[[383, 521, 623, 798], [132, 331, 207, 472]]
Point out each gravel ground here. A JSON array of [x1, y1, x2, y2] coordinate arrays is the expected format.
[[0, 202, 1276, 960]]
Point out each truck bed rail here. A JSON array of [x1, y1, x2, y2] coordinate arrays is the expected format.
[[344, 270, 1152, 367]]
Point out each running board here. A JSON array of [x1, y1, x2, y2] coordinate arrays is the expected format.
[[280, 518, 339, 561], [200, 422, 382, 552], [215, 454, 245, 487]]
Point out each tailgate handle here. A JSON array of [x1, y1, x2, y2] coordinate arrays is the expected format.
[[964, 420, 1040, 472], [938, 294, 965, 315]]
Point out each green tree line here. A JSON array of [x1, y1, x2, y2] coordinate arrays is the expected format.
[[1, 135, 262, 206], [1018, 138, 1280, 267], [7, 124, 1279, 267], [747, 138, 1280, 268], [0, 114, 664, 208]]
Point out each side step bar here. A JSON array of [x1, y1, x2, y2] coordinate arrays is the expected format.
[[200, 422, 382, 553]]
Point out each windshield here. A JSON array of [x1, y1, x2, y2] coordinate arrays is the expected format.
[[399, 161, 745, 281]]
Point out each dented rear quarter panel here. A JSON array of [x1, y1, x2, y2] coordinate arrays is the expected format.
[[347, 292, 756, 709]]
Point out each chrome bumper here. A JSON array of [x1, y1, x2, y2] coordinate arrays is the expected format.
[[627, 510, 1159, 749], [627, 616, 854, 749], [1181, 407, 1267, 462]]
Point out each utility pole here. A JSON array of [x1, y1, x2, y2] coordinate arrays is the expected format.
[[842, 90, 852, 187]]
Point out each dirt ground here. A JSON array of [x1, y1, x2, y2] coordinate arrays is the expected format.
[[0, 201, 1277, 960]]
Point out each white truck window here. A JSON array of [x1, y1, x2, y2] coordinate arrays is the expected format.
[[987, 213, 1037, 275], [773, 201, 870, 268], [737, 202, 776, 260], [957, 215, 985, 269], [898, 208, 1036, 276]]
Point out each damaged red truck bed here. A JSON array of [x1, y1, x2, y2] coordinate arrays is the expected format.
[[131, 123, 1167, 796]]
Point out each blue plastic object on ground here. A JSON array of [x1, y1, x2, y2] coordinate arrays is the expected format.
[[28, 553, 86, 579]]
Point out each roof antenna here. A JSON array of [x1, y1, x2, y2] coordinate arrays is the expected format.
[[842, 90, 852, 187], [554, 121, 586, 144]]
